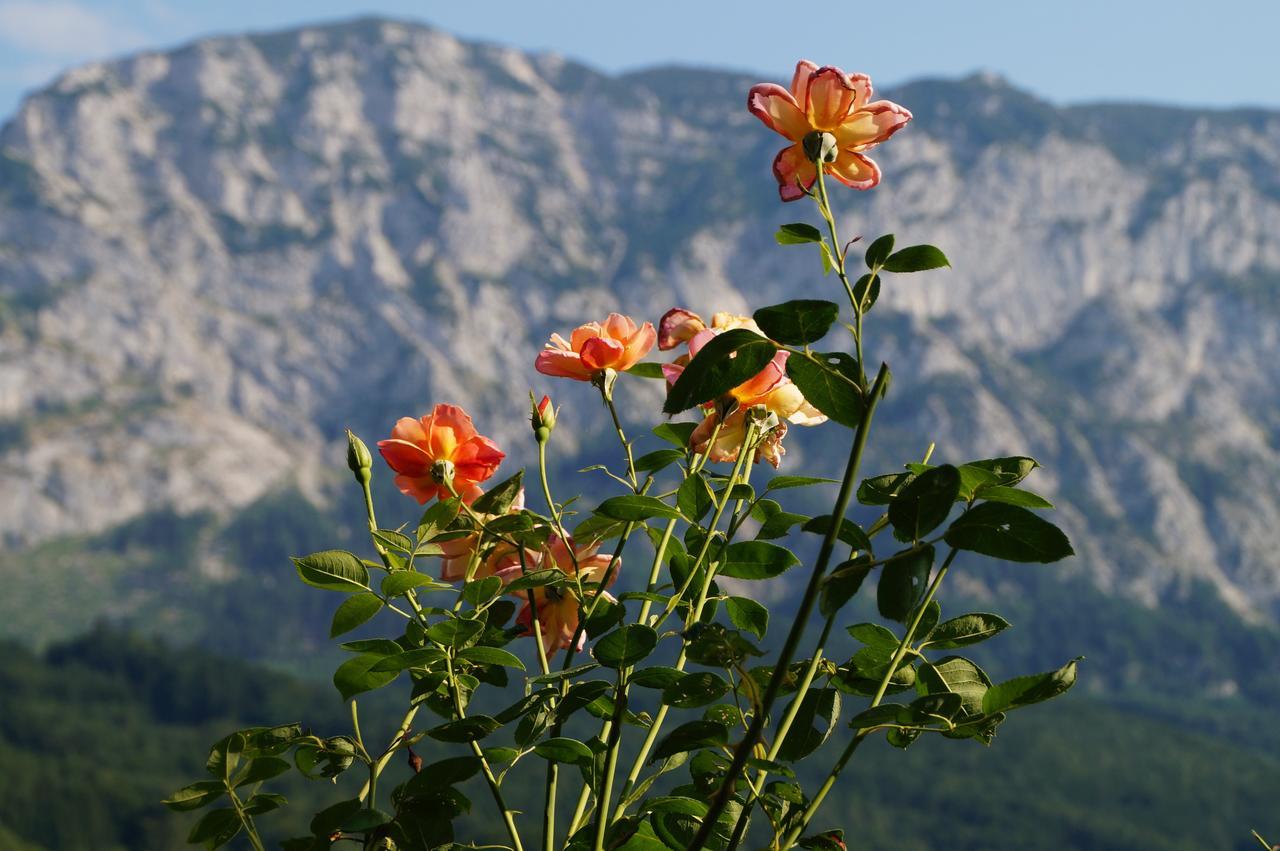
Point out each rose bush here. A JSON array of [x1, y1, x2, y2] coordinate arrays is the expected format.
[[168, 59, 1078, 851]]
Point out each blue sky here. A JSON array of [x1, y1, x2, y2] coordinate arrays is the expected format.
[[1, 0, 1277, 120]]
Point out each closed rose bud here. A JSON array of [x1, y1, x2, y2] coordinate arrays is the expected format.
[[346, 429, 372, 485], [531, 393, 556, 441]]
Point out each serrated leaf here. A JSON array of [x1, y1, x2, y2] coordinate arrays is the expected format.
[[426, 715, 500, 743], [677, 475, 715, 523], [330, 592, 383, 638], [974, 485, 1054, 509], [662, 672, 730, 709], [922, 613, 1011, 650], [982, 659, 1080, 714], [472, 470, 525, 515], [764, 475, 838, 492], [753, 299, 840, 345], [724, 596, 769, 640], [888, 465, 960, 541], [882, 244, 950, 273], [653, 422, 698, 448], [293, 550, 369, 593], [625, 362, 667, 379], [877, 545, 934, 623], [187, 807, 241, 848], [785, 352, 864, 428], [597, 495, 684, 522], [650, 720, 729, 762], [382, 572, 451, 598], [718, 540, 799, 580], [819, 558, 871, 618], [663, 329, 779, 414], [593, 624, 658, 668], [162, 780, 224, 812], [918, 656, 992, 718], [534, 737, 595, 765], [333, 653, 399, 700], [864, 234, 895, 269], [776, 688, 841, 761], [775, 222, 823, 244], [457, 646, 526, 670], [944, 502, 1073, 563]]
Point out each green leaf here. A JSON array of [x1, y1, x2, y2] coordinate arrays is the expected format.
[[653, 422, 698, 448], [650, 720, 729, 762], [534, 737, 595, 766], [922, 613, 1011, 650], [462, 575, 504, 607], [597, 495, 684, 522], [857, 471, 914, 506], [882, 244, 950, 273], [662, 672, 730, 709], [677, 475, 715, 523], [853, 273, 881, 311], [753, 299, 840, 345], [369, 647, 446, 673], [382, 572, 451, 598], [630, 666, 685, 690], [785, 352, 864, 428], [406, 756, 482, 791], [593, 624, 658, 668], [241, 793, 286, 815], [529, 662, 600, 684], [187, 807, 241, 848], [962, 456, 1039, 487], [764, 475, 837, 492], [724, 596, 769, 640], [683, 623, 763, 667], [864, 234, 895, 269], [776, 688, 842, 761], [457, 646, 526, 670], [472, 470, 525, 515], [293, 550, 369, 593], [775, 222, 823, 244], [877, 545, 934, 623], [234, 756, 291, 787], [819, 558, 871, 618], [847, 623, 898, 649], [888, 465, 960, 541], [982, 659, 1080, 714], [663, 329, 778, 414], [944, 502, 1074, 563], [506, 569, 569, 593], [329, 592, 384, 638], [333, 653, 399, 700], [975, 485, 1054, 509], [718, 541, 799, 580], [373, 529, 414, 553], [918, 656, 992, 718], [427, 618, 485, 649], [162, 780, 224, 812], [625, 362, 667, 379], [426, 715, 500, 743], [802, 514, 871, 552], [584, 596, 627, 639], [634, 449, 685, 472]]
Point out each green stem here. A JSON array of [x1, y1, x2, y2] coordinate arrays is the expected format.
[[812, 166, 864, 376], [602, 385, 639, 491], [592, 667, 629, 851], [447, 657, 526, 851], [226, 787, 268, 851], [349, 699, 376, 815], [778, 548, 959, 849], [683, 364, 889, 851], [357, 706, 420, 803]]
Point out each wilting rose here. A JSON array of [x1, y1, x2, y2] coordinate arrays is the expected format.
[[535, 313, 657, 381], [748, 60, 911, 201], [437, 490, 527, 582], [377, 404, 504, 504], [504, 536, 617, 656], [659, 308, 825, 426], [690, 408, 789, 469]]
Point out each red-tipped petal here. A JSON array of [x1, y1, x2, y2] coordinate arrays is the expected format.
[[789, 60, 820, 105], [806, 67, 864, 130], [378, 438, 433, 476], [658, 308, 705, 350], [772, 144, 818, 202], [747, 83, 810, 141], [836, 101, 912, 150], [536, 349, 594, 380]]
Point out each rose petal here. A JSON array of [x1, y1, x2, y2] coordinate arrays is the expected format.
[[569, 322, 604, 353], [835, 101, 913, 151], [536, 349, 594, 380], [658, 308, 706, 350], [772, 144, 818, 202], [619, 321, 656, 369], [378, 438, 433, 476], [789, 60, 820, 107], [747, 83, 810, 141], [805, 67, 861, 130], [602, 312, 637, 341], [579, 335, 625, 371], [827, 150, 881, 191]]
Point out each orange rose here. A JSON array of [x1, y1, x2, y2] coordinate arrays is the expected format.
[[503, 536, 617, 656], [690, 408, 788, 469], [535, 313, 656, 381], [748, 60, 911, 201], [377, 404, 504, 504]]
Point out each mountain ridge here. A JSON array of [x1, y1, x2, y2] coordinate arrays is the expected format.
[[1, 16, 1279, 630]]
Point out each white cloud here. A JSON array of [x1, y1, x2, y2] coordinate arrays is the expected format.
[[0, 1, 147, 58]]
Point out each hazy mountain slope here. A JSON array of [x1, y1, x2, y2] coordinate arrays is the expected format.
[[1, 16, 1279, 626]]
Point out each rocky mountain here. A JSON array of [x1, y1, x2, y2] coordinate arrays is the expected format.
[[1, 16, 1279, 639]]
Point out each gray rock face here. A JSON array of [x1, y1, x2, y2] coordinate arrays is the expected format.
[[1, 18, 1279, 617]]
